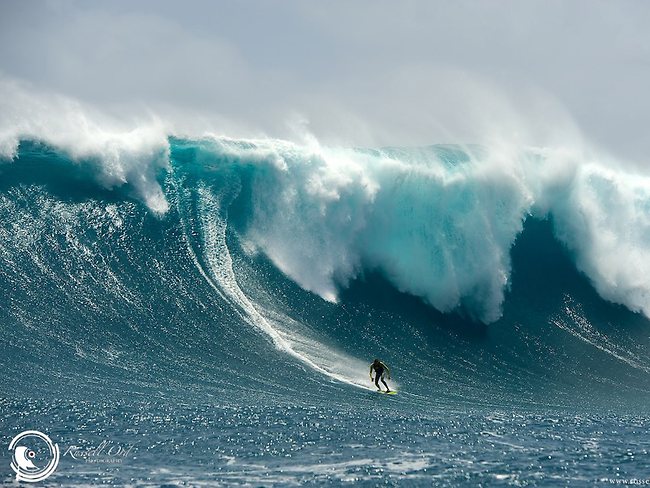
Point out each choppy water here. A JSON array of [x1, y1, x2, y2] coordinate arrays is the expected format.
[[2, 399, 649, 486]]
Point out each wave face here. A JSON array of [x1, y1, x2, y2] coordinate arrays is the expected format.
[[2, 136, 650, 408]]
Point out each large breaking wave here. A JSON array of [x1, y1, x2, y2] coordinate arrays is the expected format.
[[2, 96, 650, 407], [5, 129, 650, 324]]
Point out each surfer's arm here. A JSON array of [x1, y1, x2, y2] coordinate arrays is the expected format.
[[369, 365, 373, 379]]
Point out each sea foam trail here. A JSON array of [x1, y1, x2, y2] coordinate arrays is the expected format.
[[173, 175, 375, 390]]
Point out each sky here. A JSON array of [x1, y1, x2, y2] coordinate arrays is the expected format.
[[1, 0, 649, 161]]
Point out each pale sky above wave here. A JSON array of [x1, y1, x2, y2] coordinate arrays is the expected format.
[[1, 0, 649, 161]]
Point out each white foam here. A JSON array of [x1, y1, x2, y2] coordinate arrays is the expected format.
[[551, 164, 650, 317], [0, 78, 170, 213], [233, 138, 535, 323]]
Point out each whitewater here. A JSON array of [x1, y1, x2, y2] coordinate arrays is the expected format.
[[3, 102, 650, 484]]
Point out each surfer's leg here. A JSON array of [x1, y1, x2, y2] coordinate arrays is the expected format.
[[381, 376, 390, 392], [374, 375, 381, 390]]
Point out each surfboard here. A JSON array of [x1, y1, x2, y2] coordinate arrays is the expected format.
[[378, 390, 397, 395]]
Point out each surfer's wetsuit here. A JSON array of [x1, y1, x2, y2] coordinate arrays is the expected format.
[[370, 360, 391, 392]]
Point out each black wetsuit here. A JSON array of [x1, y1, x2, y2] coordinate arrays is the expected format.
[[372, 363, 389, 390]]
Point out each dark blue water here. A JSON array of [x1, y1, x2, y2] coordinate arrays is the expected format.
[[2, 139, 650, 485]]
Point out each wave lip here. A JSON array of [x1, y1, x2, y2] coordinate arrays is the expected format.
[[0, 78, 171, 213]]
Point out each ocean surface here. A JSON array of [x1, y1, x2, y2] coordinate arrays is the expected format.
[[2, 136, 650, 486]]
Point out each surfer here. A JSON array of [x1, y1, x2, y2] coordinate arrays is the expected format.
[[370, 359, 391, 392]]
